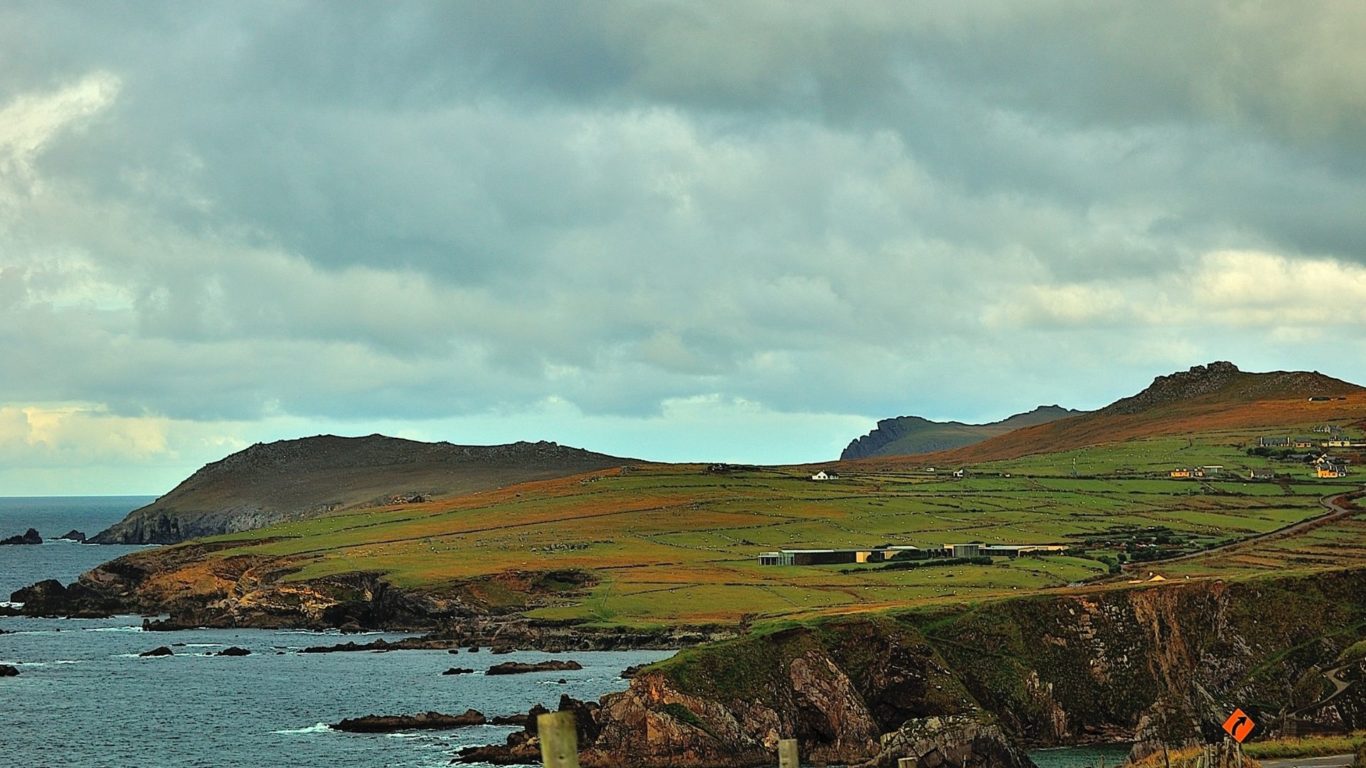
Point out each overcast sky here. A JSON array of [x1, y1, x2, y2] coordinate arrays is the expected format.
[[2, 2, 1365, 494]]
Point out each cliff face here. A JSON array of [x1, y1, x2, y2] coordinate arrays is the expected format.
[[841, 406, 1081, 461], [473, 570, 1366, 768], [92, 435, 626, 544]]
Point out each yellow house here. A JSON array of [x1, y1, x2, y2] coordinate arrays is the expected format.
[[1169, 469, 1192, 478], [1317, 465, 1347, 479]]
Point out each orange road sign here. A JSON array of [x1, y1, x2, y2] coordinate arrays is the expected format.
[[1222, 708, 1255, 743]]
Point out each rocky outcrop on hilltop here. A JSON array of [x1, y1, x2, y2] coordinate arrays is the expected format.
[[91, 434, 629, 544], [466, 569, 1366, 768], [1102, 362, 1361, 416], [0, 528, 42, 545]]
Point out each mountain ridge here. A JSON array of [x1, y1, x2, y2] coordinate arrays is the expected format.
[[840, 405, 1082, 460], [862, 361, 1365, 467]]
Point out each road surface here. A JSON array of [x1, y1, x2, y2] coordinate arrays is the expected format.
[[1261, 754, 1355, 768]]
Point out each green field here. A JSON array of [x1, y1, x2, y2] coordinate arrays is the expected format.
[[166, 434, 1362, 627]]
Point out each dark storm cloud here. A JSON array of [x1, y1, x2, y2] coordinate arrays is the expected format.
[[1, 0, 1365, 472]]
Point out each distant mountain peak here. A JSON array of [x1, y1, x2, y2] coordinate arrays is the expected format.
[[840, 404, 1083, 460]]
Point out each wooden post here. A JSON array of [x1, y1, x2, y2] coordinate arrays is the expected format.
[[538, 711, 581, 768], [778, 738, 800, 768]]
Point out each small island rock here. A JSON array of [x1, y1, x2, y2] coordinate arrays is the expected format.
[[332, 709, 486, 733], [485, 660, 582, 676], [0, 664, 18, 677], [139, 646, 174, 657], [216, 647, 251, 656], [0, 528, 42, 546]]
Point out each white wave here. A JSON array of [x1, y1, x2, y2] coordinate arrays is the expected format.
[[0, 601, 23, 609], [183, 643, 224, 648], [273, 722, 333, 735], [86, 625, 143, 633]]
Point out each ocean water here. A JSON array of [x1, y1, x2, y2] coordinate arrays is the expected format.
[[0, 495, 156, 598], [0, 497, 672, 768]]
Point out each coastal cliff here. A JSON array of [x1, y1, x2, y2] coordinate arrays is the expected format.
[[468, 569, 1366, 768]]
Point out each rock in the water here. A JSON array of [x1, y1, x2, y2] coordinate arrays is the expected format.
[[139, 646, 174, 657], [332, 709, 486, 733], [56, 530, 87, 543], [10, 578, 121, 617], [442, 667, 475, 676], [0, 664, 18, 677], [216, 647, 251, 656], [491, 645, 514, 655], [485, 660, 582, 676], [0, 528, 42, 545]]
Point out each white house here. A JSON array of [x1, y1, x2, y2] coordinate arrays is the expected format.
[[810, 470, 836, 481]]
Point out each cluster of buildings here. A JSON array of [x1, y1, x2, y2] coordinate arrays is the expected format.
[[1256, 430, 1358, 479], [1257, 431, 1366, 450], [757, 542, 1068, 566]]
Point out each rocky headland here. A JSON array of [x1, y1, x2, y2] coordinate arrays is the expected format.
[[463, 568, 1366, 768], [90, 435, 629, 544]]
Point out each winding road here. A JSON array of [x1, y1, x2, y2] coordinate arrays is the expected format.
[[1121, 487, 1364, 571]]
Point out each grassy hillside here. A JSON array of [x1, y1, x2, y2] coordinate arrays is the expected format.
[[840, 406, 1081, 460], [108, 429, 1359, 628], [55, 362, 1366, 633]]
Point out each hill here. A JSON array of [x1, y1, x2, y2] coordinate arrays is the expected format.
[[840, 405, 1081, 460], [871, 361, 1366, 468], [90, 435, 627, 544], [25, 360, 1365, 638]]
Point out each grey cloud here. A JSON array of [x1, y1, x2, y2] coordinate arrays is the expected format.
[[1, 0, 1365, 443]]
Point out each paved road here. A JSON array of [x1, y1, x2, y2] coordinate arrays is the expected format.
[[1261, 754, 1355, 768]]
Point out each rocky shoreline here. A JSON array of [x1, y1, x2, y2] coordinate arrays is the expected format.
[[460, 568, 1366, 768]]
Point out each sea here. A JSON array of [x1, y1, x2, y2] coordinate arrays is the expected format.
[[0, 497, 1126, 768], [0, 497, 672, 768]]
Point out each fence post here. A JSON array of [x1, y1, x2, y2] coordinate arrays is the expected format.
[[778, 738, 800, 768], [538, 711, 581, 768]]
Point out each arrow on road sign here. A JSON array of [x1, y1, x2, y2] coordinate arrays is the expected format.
[[1222, 708, 1255, 743]]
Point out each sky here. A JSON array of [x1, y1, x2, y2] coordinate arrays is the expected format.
[[2, 2, 1366, 495]]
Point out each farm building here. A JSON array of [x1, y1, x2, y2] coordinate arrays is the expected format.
[[1292, 437, 1320, 449], [809, 470, 839, 481], [980, 544, 1069, 558], [1248, 469, 1276, 480], [758, 542, 1067, 566], [1316, 463, 1348, 479], [1169, 468, 1192, 478], [1258, 436, 1290, 448]]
